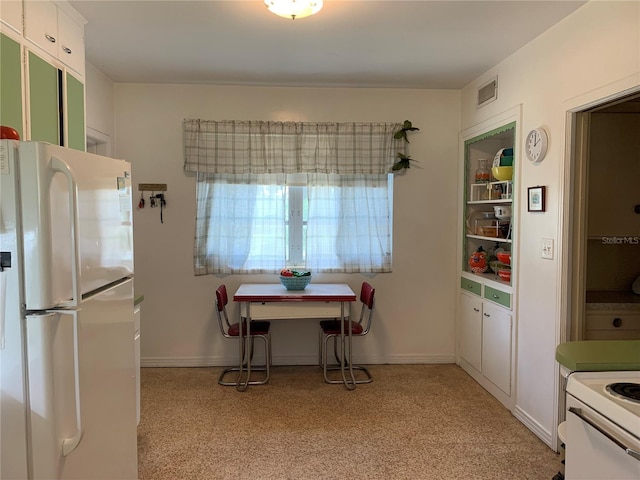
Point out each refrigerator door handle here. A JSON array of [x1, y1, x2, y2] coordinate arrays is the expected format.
[[55, 309, 84, 456], [50, 156, 81, 307], [0, 271, 6, 349]]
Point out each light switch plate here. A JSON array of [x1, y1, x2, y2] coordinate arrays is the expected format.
[[542, 238, 554, 259]]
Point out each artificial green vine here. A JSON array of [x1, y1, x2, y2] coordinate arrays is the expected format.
[[392, 120, 420, 171]]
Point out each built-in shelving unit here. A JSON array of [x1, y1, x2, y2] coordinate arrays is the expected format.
[[457, 106, 521, 411]]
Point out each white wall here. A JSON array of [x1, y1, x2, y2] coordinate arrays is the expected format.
[[460, 1, 639, 446], [112, 84, 461, 367], [84, 63, 115, 142]]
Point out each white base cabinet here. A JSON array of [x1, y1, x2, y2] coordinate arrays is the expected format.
[[134, 302, 141, 425], [481, 301, 512, 395], [458, 277, 513, 410], [585, 310, 640, 340], [459, 292, 482, 371]]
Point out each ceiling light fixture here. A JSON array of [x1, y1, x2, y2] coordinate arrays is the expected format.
[[264, 0, 323, 20]]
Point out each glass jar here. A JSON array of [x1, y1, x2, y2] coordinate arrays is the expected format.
[[475, 158, 490, 183], [474, 158, 490, 199]]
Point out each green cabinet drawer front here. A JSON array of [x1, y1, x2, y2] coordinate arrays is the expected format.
[[484, 286, 511, 309], [66, 72, 85, 151], [460, 277, 481, 296], [29, 52, 60, 145], [0, 33, 23, 138]]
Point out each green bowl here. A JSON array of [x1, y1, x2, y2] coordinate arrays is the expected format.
[[500, 155, 513, 166]]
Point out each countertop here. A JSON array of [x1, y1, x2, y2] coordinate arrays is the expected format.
[[134, 294, 144, 306], [585, 290, 640, 311], [556, 340, 640, 371]]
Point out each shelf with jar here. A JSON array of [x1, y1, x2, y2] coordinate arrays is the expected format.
[[469, 180, 513, 203], [465, 204, 512, 242], [462, 122, 516, 287], [467, 243, 513, 287], [465, 204, 513, 286]]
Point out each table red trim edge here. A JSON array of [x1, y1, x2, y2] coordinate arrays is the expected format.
[[233, 293, 356, 302]]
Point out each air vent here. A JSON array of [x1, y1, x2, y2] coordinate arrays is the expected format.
[[477, 76, 498, 108]]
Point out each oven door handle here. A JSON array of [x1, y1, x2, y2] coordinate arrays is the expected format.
[[569, 407, 640, 461]]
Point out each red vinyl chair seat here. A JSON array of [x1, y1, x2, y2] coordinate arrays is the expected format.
[[228, 321, 271, 337], [319, 319, 364, 336], [319, 282, 375, 385], [215, 285, 271, 386]]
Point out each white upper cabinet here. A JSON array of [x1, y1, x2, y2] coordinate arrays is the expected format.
[[24, 1, 58, 57], [0, 0, 23, 34], [56, 5, 84, 74], [24, 0, 85, 75]]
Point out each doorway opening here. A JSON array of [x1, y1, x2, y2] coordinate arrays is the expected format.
[[566, 91, 640, 341], [86, 127, 112, 157]]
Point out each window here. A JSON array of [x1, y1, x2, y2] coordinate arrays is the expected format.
[[194, 173, 393, 275], [285, 184, 308, 266], [185, 119, 402, 275]]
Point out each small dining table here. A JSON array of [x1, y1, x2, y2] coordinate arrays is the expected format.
[[233, 283, 357, 391]]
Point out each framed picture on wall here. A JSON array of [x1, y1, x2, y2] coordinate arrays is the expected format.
[[528, 186, 546, 212]]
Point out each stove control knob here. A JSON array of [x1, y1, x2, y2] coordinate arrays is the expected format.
[[611, 317, 622, 328]]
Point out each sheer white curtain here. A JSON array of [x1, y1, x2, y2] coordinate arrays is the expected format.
[[306, 174, 393, 273], [194, 173, 286, 275]]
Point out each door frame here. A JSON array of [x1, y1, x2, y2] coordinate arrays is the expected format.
[[556, 81, 640, 344]]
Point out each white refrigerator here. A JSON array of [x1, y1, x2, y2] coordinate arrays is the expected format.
[[0, 141, 138, 479]]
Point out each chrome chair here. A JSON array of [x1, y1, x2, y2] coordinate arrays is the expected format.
[[215, 285, 271, 386], [319, 282, 375, 384]]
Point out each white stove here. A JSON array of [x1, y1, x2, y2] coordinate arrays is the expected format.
[[565, 371, 640, 479], [567, 371, 640, 437]]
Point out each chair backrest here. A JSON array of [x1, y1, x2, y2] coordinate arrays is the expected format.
[[215, 285, 233, 336], [358, 282, 375, 334]]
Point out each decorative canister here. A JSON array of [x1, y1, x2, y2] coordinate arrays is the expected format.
[[474, 158, 490, 183], [469, 246, 488, 274]]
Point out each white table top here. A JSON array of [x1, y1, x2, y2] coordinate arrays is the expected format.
[[234, 283, 356, 302]]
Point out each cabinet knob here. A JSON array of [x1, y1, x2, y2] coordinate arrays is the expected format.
[[483, 313, 491, 317], [62, 46, 72, 55], [612, 317, 623, 328], [45, 33, 56, 43], [493, 294, 499, 299], [473, 307, 480, 312]]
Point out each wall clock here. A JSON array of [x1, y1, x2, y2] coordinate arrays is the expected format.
[[525, 127, 548, 164]]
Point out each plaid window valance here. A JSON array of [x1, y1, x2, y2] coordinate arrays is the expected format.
[[183, 119, 405, 175]]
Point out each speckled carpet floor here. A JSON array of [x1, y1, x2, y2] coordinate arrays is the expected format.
[[137, 364, 559, 479]]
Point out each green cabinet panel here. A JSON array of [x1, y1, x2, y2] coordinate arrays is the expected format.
[[28, 51, 60, 145], [460, 277, 482, 296], [484, 286, 511, 309], [0, 33, 23, 138], [66, 72, 85, 151]]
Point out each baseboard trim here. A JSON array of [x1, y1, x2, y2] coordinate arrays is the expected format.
[[513, 405, 553, 448], [141, 354, 456, 368]]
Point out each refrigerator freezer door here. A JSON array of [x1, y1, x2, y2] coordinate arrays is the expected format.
[[0, 140, 30, 479], [27, 278, 138, 479], [18, 141, 133, 309]]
